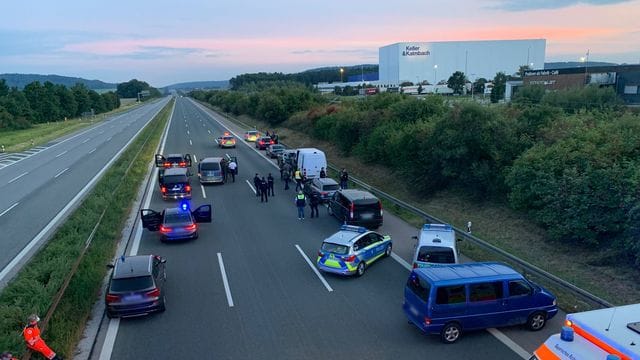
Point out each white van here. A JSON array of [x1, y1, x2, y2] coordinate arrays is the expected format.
[[296, 148, 327, 179], [411, 223, 459, 268]]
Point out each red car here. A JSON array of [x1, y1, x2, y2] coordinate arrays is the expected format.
[[255, 136, 274, 150]]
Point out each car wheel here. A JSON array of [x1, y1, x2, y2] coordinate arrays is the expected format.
[[527, 312, 546, 331], [440, 322, 461, 343], [385, 244, 392, 257], [356, 261, 366, 277], [106, 311, 115, 319]]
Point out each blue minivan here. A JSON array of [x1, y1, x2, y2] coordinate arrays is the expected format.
[[403, 262, 558, 343]]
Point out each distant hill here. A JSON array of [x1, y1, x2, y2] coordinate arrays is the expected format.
[[0, 73, 117, 90], [544, 61, 618, 69], [163, 80, 229, 91]]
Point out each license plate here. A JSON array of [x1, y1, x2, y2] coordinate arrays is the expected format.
[[124, 294, 143, 301], [361, 213, 373, 220], [172, 185, 180, 191]]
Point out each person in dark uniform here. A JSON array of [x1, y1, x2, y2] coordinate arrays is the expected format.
[[283, 168, 291, 190], [309, 192, 320, 218], [267, 173, 275, 196], [253, 173, 261, 197], [260, 176, 269, 202], [319, 167, 326, 178], [221, 158, 228, 183]]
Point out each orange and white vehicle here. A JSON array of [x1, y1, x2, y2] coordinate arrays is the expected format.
[[531, 304, 640, 360]]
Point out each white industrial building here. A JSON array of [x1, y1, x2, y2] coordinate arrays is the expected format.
[[378, 39, 546, 86]]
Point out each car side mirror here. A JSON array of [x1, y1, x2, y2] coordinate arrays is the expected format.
[[457, 238, 463, 242], [106, 264, 115, 269], [160, 258, 167, 264]]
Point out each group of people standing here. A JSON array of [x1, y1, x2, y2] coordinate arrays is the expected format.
[[220, 157, 238, 183], [253, 173, 275, 202]]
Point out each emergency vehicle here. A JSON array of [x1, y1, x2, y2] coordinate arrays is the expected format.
[[531, 303, 640, 360]]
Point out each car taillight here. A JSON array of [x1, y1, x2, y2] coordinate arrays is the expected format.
[[179, 162, 186, 167], [349, 203, 354, 219], [106, 294, 120, 303], [146, 288, 161, 297], [163, 162, 170, 167], [160, 225, 172, 233], [317, 251, 324, 257], [161, 186, 167, 193], [343, 254, 356, 262], [424, 317, 431, 325], [184, 224, 196, 231], [413, 263, 418, 269], [379, 201, 383, 216], [185, 185, 192, 192]]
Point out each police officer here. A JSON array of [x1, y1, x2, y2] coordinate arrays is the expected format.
[[340, 168, 349, 189], [282, 167, 291, 190], [319, 167, 326, 178], [221, 158, 228, 183], [294, 169, 303, 191], [260, 176, 269, 202], [267, 173, 275, 196], [309, 192, 320, 218], [253, 173, 261, 197], [227, 159, 237, 182], [295, 191, 306, 220], [23, 314, 63, 360]]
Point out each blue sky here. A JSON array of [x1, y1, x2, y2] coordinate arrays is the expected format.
[[1, 0, 638, 86]]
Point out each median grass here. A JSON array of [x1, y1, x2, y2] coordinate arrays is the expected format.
[[205, 103, 640, 309], [0, 100, 172, 357], [0, 102, 142, 153]]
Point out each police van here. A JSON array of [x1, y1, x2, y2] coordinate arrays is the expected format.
[[411, 224, 459, 268], [531, 303, 640, 360], [296, 148, 327, 179]]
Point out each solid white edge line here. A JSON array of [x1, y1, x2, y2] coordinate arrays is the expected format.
[[100, 100, 174, 360], [295, 244, 333, 292], [245, 179, 257, 194], [0, 202, 19, 217], [487, 328, 530, 359], [0, 99, 167, 286], [55, 150, 68, 158], [201, 184, 207, 199], [391, 252, 411, 270], [8, 171, 28, 184], [217, 253, 235, 307], [54, 168, 69, 178]]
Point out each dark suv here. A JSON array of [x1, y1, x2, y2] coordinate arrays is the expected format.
[[105, 255, 166, 318], [328, 189, 383, 229], [159, 167, 191, 200]]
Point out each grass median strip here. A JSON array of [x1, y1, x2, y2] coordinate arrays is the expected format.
[[0, 99, 172, 357]]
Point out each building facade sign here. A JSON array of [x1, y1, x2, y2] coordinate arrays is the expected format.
[[402, 45, 430, 56]]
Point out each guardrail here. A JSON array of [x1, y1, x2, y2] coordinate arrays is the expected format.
[[201, 101, 615, 311]]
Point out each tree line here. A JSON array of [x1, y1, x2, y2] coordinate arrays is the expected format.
[[191, 83, 640, 266], [0, 79, 120, 131]]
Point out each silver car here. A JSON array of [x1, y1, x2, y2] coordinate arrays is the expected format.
[[305, 177, 340, 202], [198, 157, 224, 184]]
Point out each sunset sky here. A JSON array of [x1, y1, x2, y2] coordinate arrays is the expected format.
[[2, 0, 639, 86]]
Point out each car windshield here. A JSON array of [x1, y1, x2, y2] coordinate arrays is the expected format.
[[167, 156, 183, 163], [222, 136, 234, 141], [271, 145, 284, 150], [417, 246, 455, 264], [163, 175, 187, 184], [321, 242, 349, 255], [247, 131, 257, 135], [322, 184, 340, 191], [201, 163, 220, 171], [165, 212, 192, 225], [110, 276, 154, 292]]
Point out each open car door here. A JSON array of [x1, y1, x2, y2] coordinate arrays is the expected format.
[[184, 154, 192, 167], [192, 204, 212, 223], [140, 209, 162, 231], [155, 154, 166, 167]]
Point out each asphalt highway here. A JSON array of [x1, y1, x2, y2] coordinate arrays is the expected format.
[[98, 97, 559, 359], [0, 99, 170, 287]]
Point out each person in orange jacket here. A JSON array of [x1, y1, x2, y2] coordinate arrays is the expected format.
[[22, 314, 63, 360]]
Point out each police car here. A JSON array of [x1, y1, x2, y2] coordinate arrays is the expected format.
[[140, 202, 211, 241], [317, 225, 392, 276], [216, 132, 236, 148]]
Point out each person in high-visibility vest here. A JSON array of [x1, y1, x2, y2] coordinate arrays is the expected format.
[[294, 170, 303, 191], [295, 191, 306, 220], [23, 314, 63, 360]]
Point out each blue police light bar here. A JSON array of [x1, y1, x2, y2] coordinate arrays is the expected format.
[[422, 223, 452, 231], [340, 224, 367, 233], [179, 200, 190, 212]]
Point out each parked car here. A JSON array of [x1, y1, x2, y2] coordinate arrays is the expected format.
[[403, 262, 558, 344], [255, 136, 274, 150], [411, 223, 460, 268], [158, 167, 191, 200], [140, 203, 212, 242], [216, 134, 236, 148], [198, 157, 224, 184], [328, 189, 383, 229], [303, 177, 339, 203], [244, 130, 261, 142], [316, 225, 392, 276], [105, 254, 167, 318], [266, 144, 285, 158]]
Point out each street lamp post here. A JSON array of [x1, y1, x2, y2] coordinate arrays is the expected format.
[[340, 68, 344, 83], [433, 64, 438, 86]]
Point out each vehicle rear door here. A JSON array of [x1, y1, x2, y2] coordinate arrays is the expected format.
[[184, 154, 192, 167], [192, 205, 212, 223], [141, 209, 162, 231], [155, 154, 166, 167]]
